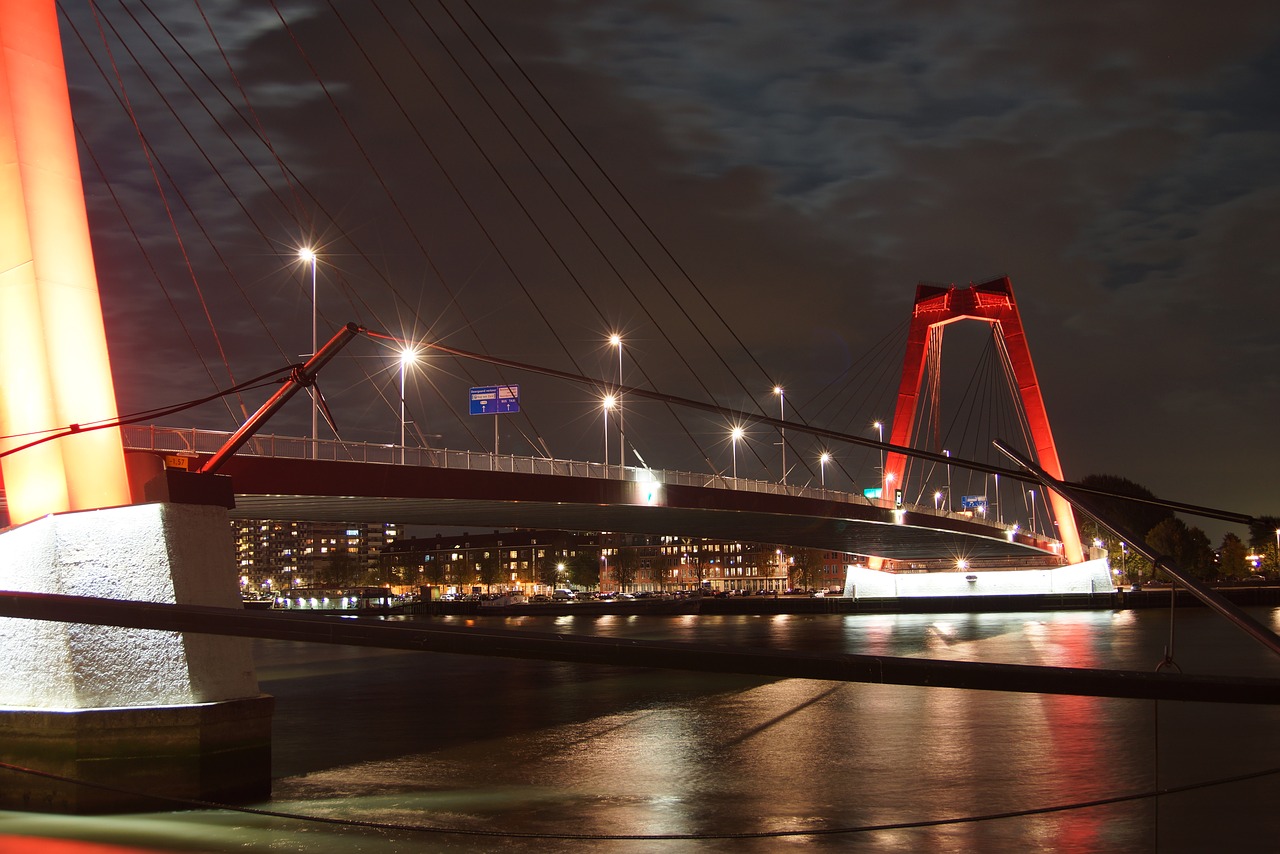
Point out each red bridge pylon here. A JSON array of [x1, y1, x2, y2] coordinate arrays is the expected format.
[[883, 277, 1083, 564]]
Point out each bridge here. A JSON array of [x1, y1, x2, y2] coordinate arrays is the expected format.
[[124, 425, 1064, 563]]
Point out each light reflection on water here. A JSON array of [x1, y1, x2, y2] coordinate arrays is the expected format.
[[4, 608, 1280, 852]]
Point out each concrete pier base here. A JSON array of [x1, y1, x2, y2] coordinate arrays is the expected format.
[[0, 695, 273, 813], [0, 502, 271, 812]]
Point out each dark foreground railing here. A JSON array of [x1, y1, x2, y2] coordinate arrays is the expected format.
[[2, 590, 1279, 704], [995, 440, 1280, 662]]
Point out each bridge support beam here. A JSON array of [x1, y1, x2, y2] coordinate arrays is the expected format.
[[0, 502, 272, 812]]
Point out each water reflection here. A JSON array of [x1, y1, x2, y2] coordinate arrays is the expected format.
[[5, 609, 1280, 851]]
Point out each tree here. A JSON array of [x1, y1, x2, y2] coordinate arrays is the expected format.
[[1076, 474, 1173, 542], [477, 551, 503, 591], [614, 547, 639, 591], [1146, 517, 1214, 580], [789, 548, 821, 591], [316, 547, 359, 587], [1218, 533, 1249, 579], [650, 553, 673, 590], [534, 553, 562, 588], [1107, 540, 1150, 587], [380, 546, 419, 587], [422, 555, 446, 587], [689, 548, 708, 590], [568, 550, 600, 589], [1247, 515, 1280, 572]]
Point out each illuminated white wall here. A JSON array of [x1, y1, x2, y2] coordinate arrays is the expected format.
[[0, 503, 258, 709], [843, 559, 1113, 599]]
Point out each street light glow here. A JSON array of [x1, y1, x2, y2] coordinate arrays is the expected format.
[[601, 394, 615, 466], [397, 344, 419, 464], [730, 425, 745, 479]]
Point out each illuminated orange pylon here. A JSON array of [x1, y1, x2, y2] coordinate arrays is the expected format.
[[0, 0, 130, 525], [883, 277, 1083, 564]]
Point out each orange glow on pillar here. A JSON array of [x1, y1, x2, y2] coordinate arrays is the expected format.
[[0, 0, 130, 525]]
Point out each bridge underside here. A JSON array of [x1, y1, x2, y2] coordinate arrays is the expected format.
[[199, 455, 1058, 563]]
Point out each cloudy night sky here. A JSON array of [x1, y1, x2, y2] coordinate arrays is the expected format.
[[49, 0, 1280, 542]]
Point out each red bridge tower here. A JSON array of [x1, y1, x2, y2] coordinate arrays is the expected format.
[[883, 277, 1083, 564]]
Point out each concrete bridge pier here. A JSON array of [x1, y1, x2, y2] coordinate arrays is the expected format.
[[0, 501, 272, 813]]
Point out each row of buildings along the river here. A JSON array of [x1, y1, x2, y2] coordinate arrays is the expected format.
[[232, 520, 854, 598]]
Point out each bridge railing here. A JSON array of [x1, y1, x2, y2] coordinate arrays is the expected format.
[[122, 425, 1029, 539]]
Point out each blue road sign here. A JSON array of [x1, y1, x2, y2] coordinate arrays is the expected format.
[[469, 384, 520, 415]]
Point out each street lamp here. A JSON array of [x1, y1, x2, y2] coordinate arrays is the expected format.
[[873, 420, 884, 482], [773, 385, 786, 485], [730, 426, 744, 479], [1028, 488, 1037, 535], [610, 333, 624, 467], [934, 490, 942, 512], [819, 451, 831, 488], [943, 449, 951, 512], [993, 472, 1001, 524], [602, 394, 616, 467], [299, 246, 318, 458], [885, 471, 896, 508], [398, 345, 419, 464]]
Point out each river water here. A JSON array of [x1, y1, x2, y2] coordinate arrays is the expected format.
[[4, 607, 1280, 852]]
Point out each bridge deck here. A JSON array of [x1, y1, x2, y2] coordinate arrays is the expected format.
[[188, 463, 1060, 564]]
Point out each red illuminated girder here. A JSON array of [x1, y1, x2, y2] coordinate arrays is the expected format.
[[0, 1, 130, 524], [883, 277, 1082, 564]]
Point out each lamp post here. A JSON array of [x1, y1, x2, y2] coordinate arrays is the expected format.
[[731, 426, 744, 479], [885, 471, 896, 508], [1028, 488, 1037, 536], [398, 346, 418, 465], [610, 334, 624, 467], [934, 490, 942, 512], [299, 247, 318, 458], [873, 421, 884, 483], [602, 394, 616, 467], [1274, 528, 1279, 574], [774, 386, 786, 485], [944, 449, 951, 513], [819, 451, 831, 488], [993, 472, 1001, 525]]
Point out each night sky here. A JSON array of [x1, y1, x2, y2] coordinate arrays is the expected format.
[[52, 1, 1280, 542]]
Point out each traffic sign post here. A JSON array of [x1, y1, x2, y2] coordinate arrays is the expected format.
[[469, 385, 519, 454]]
